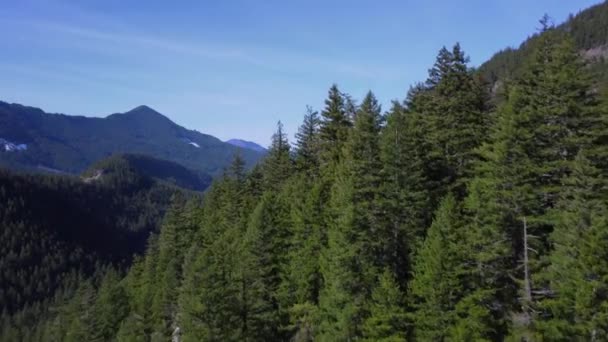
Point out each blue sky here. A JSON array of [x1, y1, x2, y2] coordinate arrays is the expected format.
[[0, 0, 601, 146]]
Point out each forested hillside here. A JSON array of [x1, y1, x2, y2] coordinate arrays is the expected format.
[[480, 2, 608, 94], [83, 153, 212, 192], [3, 14, 608, 341], [0, 102, 263, 176], [0, 154, 203, 320]]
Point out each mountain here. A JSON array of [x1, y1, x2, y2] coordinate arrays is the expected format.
[[0, 154, 203, 314], [226, 138, 267, 153], [479, 1, 608, 94], [0, 102, 264, 176]]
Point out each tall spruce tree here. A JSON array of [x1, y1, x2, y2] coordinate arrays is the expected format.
[[414, 43, 488, 200], [262, 121, 293, 190], [380, 100, 432, 281], [319, 84, 351, 169], [409, 194, 465, 340], [318, 91, 386, 340], [361, 269, 407, 342], [283, 177, 326, 339], [238, 191, 291, 341], [295, 106, 321, 174]]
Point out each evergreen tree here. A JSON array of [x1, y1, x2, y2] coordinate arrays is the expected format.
[[539, 153, 608, 340], [509, 29, 606, 338], [61, 280, 97, 342], [361, 269, 407, 342], [413, 43, 489, 199], [319, 84, 351, 169], [409, 194, 464, 340], [237, 191, 291, 341], [318, 91, 386, 340], [347, 92, 386, 268], [90, 269, 129, 342], [295, 106, 321, 174], [150, 197, 197, 339], [178, 179, 244, 341], [262, 121, 293, 190], [380, 100, 432, 281], [317, 161, 358, 341], [178, 227, 242, 341], [453, 175, 512, 340], [285, 178, 325, 305]]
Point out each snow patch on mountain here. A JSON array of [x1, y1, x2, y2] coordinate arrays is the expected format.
[[0, 138, 27, 152], [180, 137, 200, 148]]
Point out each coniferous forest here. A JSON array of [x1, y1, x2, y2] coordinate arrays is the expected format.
[[3, 7, 608, 342]]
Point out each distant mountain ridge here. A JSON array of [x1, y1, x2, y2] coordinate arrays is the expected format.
[[226, 138, 267, 152], [0, 102, 264, 176]]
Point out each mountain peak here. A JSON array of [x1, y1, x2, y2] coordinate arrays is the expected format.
[[115, 105, 173, 124], [127, 105, 161, 115]]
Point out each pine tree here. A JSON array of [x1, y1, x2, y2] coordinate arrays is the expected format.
[[319, 84, 351, 169], [504, 29, 607, 338], [409, 194, 464, 340], [380, 100, 432, 282], [452, 174, 512, 340], [62, 280, 97, 342], [177, 177, 246, 341], [539, 152, 608, 340], [317, 161, 358, 341], [575, 208, 608, 340], [519, 33, 603, 206], [90, 268, 129, 342], [318, 91, 386, 340], [347, 91, 387, 269], [150, 197, 196, 339], [262, 121, 293, 190], [285, 178, 325, 305], [237, 192, 290, 341], [229, 151, 247, 183], [361, 269, 407, 342], [295, 106, 321, 174], [178, 227, 242, 341], [413, 43, 488, 199]]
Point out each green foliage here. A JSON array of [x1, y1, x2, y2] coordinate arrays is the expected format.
[[362, 269, 407, 342], [85, 153, 212, 191], [380, 100, 432, 280], [409, 194, 464, 340], [539, 153, 608, 340], [295, 106, 321, 174], [319, 84, 352, 170], [0, 164, 193, 315], [413, 43, 488, 199], [90, 269, 130, 341], [261, 121, 293, 190]]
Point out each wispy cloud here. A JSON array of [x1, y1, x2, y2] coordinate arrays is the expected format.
[[0, 4, 403, 81], [28, 20, 247, 60]]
